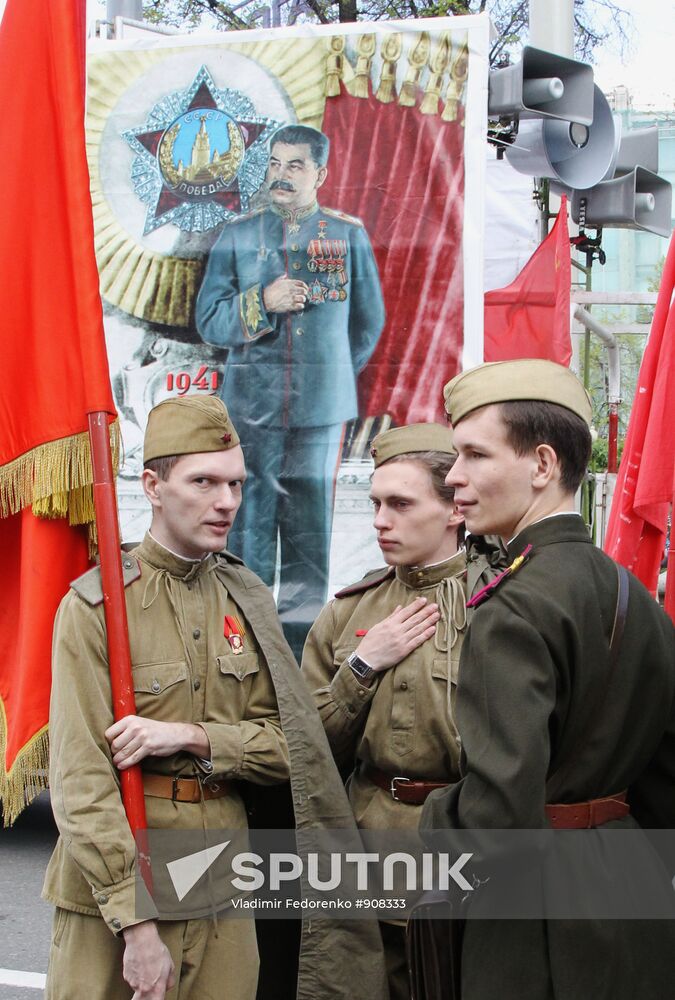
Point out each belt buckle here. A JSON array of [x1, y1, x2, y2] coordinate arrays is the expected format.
[[171, 777, 182, 802], [390, 776, 410, 802]]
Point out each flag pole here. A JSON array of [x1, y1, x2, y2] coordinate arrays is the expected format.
[[88, 413, 150, 879]]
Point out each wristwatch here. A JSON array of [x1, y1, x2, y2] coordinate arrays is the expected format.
[[347, 651, 375, 682]]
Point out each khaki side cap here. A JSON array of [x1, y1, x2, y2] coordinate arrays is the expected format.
[[143, 395, 240, 463], [370, 423, 455, 468], [443, 360, 593, 426]]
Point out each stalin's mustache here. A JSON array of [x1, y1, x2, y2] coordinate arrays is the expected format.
[[269, 179, 296, 192]]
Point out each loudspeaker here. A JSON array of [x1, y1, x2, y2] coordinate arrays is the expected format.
[[613, 124, 659, 176], [505, 85, 616, 190], [571, 167, 672, 237], [488, 46, 594, 124]]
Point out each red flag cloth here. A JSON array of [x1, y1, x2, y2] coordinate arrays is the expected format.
[[0, 0, 116, 822], [484, 198, 571, 365], [321, 83, 465, 424], [604, 228, 675, 621]]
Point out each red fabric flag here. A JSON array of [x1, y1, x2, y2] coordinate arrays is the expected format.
[[604, 229, 675, 621], [484, 198, 572, 365], [0, 0, 116, 822], [321, 82, 465, 424]]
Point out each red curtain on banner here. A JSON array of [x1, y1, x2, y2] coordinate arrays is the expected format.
[[321, 84, 465, 424], [0, 0, 116, 822], [484, 198, 572, 365], [604, 229, 675, 622]]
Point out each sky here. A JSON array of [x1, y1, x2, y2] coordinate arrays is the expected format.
[[590, 0, 675, 111]]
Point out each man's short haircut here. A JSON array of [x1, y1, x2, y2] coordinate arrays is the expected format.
[[385, 450, 466, 545], [144, 455, 180, 481], [499, 400, 592, 493], [270, 125, 329, 167]]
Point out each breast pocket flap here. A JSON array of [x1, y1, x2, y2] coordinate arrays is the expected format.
[[133, 661, 188, 695], [432, 656, 459, 685], [217, 651, 260, 681]]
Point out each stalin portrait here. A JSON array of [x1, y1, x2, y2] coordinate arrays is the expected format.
[[197, 124, 385, 659]]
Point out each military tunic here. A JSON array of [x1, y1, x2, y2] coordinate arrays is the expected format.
[[43, 533, 388, 1000], [196, 201, 385, 660], [302, 545, 503, 1000], [421, 514, 675, 1000]]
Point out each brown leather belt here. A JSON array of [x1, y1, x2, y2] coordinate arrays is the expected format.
[[143, 772, 232, 803], [545, 791, 630, 829], [364, 765, 449, 805]]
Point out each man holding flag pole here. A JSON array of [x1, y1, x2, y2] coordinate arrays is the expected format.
[[0, 2, 388, 998]]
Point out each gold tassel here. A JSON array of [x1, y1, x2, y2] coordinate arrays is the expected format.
[[420, 35, 450, 116], [0, 698, 50, 827], [325, 35, 345, 99], [398, 32, 431, 108], [1, 419, 120, 530], [442, 38, 469, 122], [375, 34, 403, 104], [347, 34, 376, 99]]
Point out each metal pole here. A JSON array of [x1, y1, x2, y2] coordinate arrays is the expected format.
[[528, 0, 574, 56], [106, 0, 142, 18]]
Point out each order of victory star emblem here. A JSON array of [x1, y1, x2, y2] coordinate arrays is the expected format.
[[122, 66, 281, 235]]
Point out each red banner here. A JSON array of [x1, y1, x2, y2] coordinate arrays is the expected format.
[[322, 83, 466, 423], [0, 0, 115, 822], [604, 229, 675, 620], [484, 199, 571, 366]]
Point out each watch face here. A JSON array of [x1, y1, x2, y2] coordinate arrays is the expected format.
[[348, 652, 373, 677]]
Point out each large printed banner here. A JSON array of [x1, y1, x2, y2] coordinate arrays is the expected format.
[[87, 16, 489, 655]]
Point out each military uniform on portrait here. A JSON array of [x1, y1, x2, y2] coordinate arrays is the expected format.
[[197, 200, 385, 658]]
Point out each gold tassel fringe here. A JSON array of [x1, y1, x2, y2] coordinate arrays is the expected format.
[[420, 35, 450, 116], [398, 32, 431, 108], [0, 697, 50, 827], [0, 419, 120, 530], [375, 34, 402, 104], [347, 34, 376, 99], [325, 35, 345, 98]]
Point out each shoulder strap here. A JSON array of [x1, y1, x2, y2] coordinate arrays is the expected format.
[[547, 563, 630, 792]]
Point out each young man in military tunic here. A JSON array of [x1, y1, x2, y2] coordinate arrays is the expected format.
[[43, 395, 388, 1000], [196, 124, 385, 660], [302, 423, 504, 1000], [420, 359, 675, 1000]]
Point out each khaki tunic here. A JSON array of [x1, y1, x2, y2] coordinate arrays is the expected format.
[[302, 551, 469, 832], [43, 533, 290, 932], [43, 532, 389, 1000]]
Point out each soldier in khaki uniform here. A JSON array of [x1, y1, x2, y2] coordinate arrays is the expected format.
[[43, 395, 388, 1000], [301, 423, 504, 1000]]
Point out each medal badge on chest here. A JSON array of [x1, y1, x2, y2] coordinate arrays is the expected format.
[[223, 614, 245, 654], [306, 220, 348, 302]]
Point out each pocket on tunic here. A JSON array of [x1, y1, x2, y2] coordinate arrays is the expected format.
[[132, 661, 189, 720], [431, 655, 460, 686], [216, 651, 260, 682]]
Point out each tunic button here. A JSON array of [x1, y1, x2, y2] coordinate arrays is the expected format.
[[111, 918, 121, 931], [400, 681, 408, 691], [98, 894, 109, 905], [193, 628, 201, 640], [123, 561, 132, 569], [296, 328, 304, 336], [291, 243, 300, 252], [151, 679, 161, 693], [193, 679, 201, 691], [292, 261, 302, 271]]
